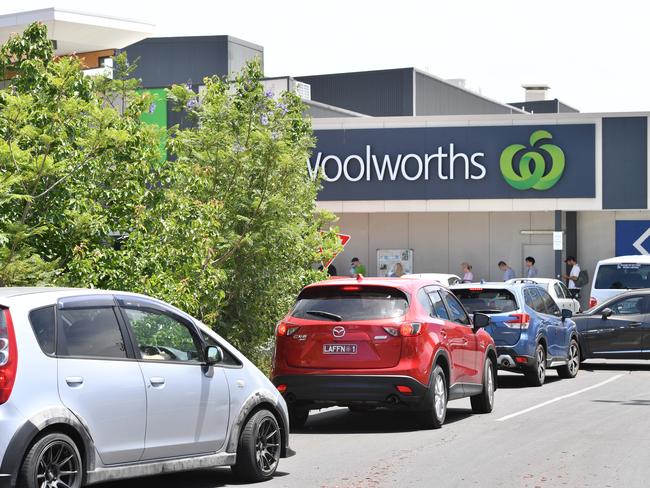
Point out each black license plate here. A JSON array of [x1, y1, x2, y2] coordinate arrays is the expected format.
[[323, 344, 357, 354]]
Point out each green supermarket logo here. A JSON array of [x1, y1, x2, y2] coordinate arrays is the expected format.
[[499, 130, 565, 190]]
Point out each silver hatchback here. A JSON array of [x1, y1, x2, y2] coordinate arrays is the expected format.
[[0, 288, 292, 488]]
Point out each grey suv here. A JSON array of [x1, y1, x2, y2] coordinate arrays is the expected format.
[[0, 288, 292, 488]]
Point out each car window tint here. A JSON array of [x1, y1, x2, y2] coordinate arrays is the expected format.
[[539, 289, 560, 315], [595, 264, 650, 289], [610, 296, 647, 315], [453, 288, 518, 314], [427, 290, 450, 320], [200, 331, 241, 366], [292, 286, 409, 321], [59, 307, 127, 359], [559, 282, 571, 299], [29, 306, 56, 355], [124, 308, 201, 362], [442, 291, 471, 326], [417, 288, 434, 316], [525, 288, 546, 313], [553, 283, 566, 299]]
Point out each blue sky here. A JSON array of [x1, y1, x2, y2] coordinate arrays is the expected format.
[[2, 0, 648, 113]]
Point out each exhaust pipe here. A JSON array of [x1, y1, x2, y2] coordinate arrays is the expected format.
[[497, 354, 515, 368], [386, 394, 400, 405]]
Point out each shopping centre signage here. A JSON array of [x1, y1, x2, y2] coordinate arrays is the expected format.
[[309, 124, 596, 200]]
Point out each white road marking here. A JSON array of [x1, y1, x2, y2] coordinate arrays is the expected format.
[[496, 374, 625, 422]]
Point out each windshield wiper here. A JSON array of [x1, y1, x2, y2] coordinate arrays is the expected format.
[[305, 310, 343, 321]]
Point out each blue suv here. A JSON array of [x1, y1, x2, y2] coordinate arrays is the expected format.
[[451, 283, 579, 386]]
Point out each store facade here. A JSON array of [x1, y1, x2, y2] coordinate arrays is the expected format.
[[314, 113, 649, 294]]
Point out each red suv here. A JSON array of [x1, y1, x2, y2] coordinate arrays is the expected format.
[[271, 277, 497, 429]]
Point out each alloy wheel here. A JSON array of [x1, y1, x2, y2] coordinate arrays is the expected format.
[[255, 416, 281, 475], [36, 440, 80, 488], [434, 373, 447, 419], [486, 362, 495, 408], [568, 342, 580, 376], [537, 347, 546, 383]]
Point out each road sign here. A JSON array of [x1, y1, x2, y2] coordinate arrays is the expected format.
[[615, 221, 650, 256], [321, 233, 351, 268], [552, 231, 563, 251]]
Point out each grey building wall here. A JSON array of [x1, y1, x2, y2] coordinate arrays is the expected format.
[[508, 99, 579, 114], [415, 71, 515, 115], [303, 99, 367, 118], [123, 35, 263, 88], [296, 69, 414, 116]]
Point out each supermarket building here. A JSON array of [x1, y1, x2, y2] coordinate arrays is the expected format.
[[2, 8, 649, 295]]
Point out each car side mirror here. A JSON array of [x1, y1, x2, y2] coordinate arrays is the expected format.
[[473, 312, 490, 331], [601, 308, 613, 320], [561, 308, 573, 320], [205, 345, 224, 365]]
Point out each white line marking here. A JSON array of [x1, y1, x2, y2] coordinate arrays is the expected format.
[[496, 374, 625, 422]]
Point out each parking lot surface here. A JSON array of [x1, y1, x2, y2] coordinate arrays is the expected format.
[[97, 360, 650, 488]]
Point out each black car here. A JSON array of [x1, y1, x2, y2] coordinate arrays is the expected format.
[[574, 290, 650, 360]]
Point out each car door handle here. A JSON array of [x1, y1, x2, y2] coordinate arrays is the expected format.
[[65, 377, 84, 387], [149, 377, 166, 387]]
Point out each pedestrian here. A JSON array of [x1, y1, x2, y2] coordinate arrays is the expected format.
[[498, 261, 515, 281], [563, 256, 581, 298], [388, 262, 405, 277], [350, 257, 367, 277], [461, 262, 474, 282], [525, 256, 538, 278]]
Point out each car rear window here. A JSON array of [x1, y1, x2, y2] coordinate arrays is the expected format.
[[452, 288, 518, 314], [291, 286, 409, 321], [29, 306, 56, 355], [595, 264, 650, 290]]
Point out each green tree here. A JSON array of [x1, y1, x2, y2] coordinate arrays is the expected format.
[[0, 22, 162, 285]]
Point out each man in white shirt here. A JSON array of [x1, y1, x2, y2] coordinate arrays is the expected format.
[[563, 256, 581, 295]]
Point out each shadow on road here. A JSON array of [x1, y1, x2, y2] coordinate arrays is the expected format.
[[95, 468, 290, 488], [496, 372, 561, 389], [592, 399, 650, 406], [294, 406, 472, 434], [581, 360, 650, 372]]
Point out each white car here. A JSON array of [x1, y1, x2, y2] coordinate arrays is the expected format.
[[507, 278, 581, 313], [402, 273, 462, 286], [589, 255, 650, 309], [0, 287, 292, 488]]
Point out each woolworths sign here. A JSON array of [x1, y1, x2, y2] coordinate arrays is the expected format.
[[309, 124, 595, 201]]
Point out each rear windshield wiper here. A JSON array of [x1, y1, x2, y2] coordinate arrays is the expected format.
[[305, 310, 343, 321]]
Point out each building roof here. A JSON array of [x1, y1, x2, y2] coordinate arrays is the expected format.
[[0, 8, 154, 55]]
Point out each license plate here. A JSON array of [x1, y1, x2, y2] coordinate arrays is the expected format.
[[323, 344, 357, 354]]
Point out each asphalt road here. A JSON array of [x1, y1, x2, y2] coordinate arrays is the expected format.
[[97, 360, 650, 488]]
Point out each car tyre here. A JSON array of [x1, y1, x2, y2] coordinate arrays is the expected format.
[[418, 365, 447, 429], [470, 357, 495, 414], [525, 343, 546, 387], [288, 406, 309, 430], [20, 432, 83, 488], [557, 339, 580, 379], [231, 409, 282, 482]]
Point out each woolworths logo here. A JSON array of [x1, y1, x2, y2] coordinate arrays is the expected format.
[[499, 130, 565, 190]]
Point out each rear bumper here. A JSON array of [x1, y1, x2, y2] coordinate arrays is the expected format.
[[0, 474, 10, 488], [272, 374, 428, 408], [496, 347, 534, 371]]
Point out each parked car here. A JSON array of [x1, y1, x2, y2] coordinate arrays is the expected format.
[[507, 278, 581, 313], [272, 277, 497, 430], [589, 255, 650, 309], [575, 290, 650, 361], [450, 282, 580, 386], [0, 288, 292, 488], [403, 273, 462, 286]]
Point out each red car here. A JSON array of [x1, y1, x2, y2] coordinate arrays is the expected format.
[[271, 276, 497, 429]]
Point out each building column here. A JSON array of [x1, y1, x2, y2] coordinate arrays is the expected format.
[[554, 210, 563, 279]]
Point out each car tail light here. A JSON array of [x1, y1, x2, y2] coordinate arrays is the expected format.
[[505, 313, 530, 329], [589, 297, 597, 309], [399, 323, 423, 337], [0, 309, 17, 405], [396, 385, 413, 394], [276, 384, 287, 393], [469, 288, 484, 292], [515, 356, 528, 364], [341, 286, 361, 291], [276, 322, 300, 337]]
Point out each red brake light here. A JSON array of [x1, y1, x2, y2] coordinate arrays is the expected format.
[[515, 356, 528, 364], [399, 323, 423, 337], [506, 313, 531, 329], [469, 288, 484, 291], [341, 286, 361, 291], [0, 309, 17, 405], [276, 322, 287, 337], [396, 385, 413, 394], [276, 384, 287, 393], [589, 297, 597, 308]]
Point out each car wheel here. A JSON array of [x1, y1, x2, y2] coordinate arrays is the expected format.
[[231, 409, 282, 482], [418, 365, 447, 429], [20, 432, 83, 488], [557, 339, 580, 379], [525, 343, 546, 387], [288, 406, 309, 430], [470, 357, 495, 414]]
